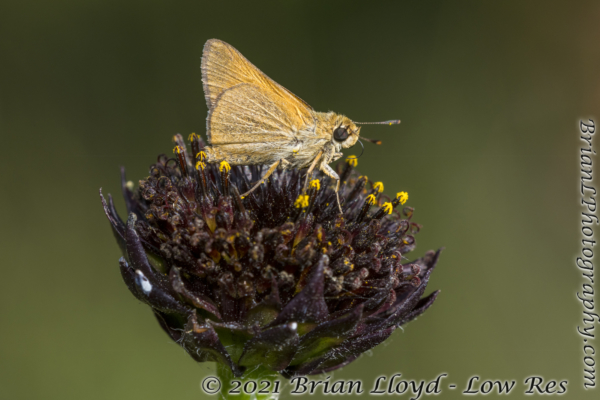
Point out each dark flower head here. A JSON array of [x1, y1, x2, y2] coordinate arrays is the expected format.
[[101, 133, 441, 380]]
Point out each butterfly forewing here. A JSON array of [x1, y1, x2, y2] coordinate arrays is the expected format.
[[201, 39, 313, 119]]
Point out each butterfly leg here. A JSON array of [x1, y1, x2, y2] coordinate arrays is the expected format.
[[319, 162, 343, 214], [331, 152, 344, 162], [302, 150, 323, 192], [240, 159, 282, 198], [279, 159, 292, 169]]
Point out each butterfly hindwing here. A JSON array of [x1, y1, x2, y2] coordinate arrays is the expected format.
[[207, 83, 306, 145]]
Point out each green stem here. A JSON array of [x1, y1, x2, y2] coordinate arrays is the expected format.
[[216, 363, 283, 400]]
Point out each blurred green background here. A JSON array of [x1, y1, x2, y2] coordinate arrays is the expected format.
[[0, 0, 597, 399]]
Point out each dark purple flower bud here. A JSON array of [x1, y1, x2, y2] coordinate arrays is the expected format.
[[101, 133, 442, 388]]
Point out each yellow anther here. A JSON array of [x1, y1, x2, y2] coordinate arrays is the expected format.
[[294, 194, 310, 208], [197, 151, 207, 161], [373, 182, 384, 193], [219, 161, 231, 173], [173, 145, 181, 154], [309, 179, 321, 191], [396, 191, 409, 205], [358, 175, 368, 182], [365, 194, 377, 205], [195, 161, 206, 170], [382, 202, 394, 214], [188, 132, 197, 141], [345, 155, 358, 167]]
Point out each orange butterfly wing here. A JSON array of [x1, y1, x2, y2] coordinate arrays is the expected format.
[[208, 83, 300, 145], [201, 39, 314, 144]]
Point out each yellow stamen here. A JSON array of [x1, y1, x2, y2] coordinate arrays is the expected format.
[[188, 132, 197, 141], [396, 191, 409, 205], [382, 202, 393, 214], [358, 175, 368, 182], [373, 182, 384, 193], [219, 161, 231, 173], [365, 194, 377, 205], [197, 151, 207, 161], [294, 194, 310, 208], [297, 195, 309, 208], [345, 155, 358, 167], [309, 179, 321, 191], [195, 161, 205, 170], [173, 145, 181, 154]]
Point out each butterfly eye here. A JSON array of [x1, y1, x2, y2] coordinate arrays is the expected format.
[[333, 127, 349, 141]]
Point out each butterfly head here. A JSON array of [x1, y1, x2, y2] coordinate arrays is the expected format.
[[330, 114, 361, 149]]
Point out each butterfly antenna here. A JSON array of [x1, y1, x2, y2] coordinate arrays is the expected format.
[[361, 137, 382, 145], [355, 119, 399, 145], [354, 119, 401, 125]]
